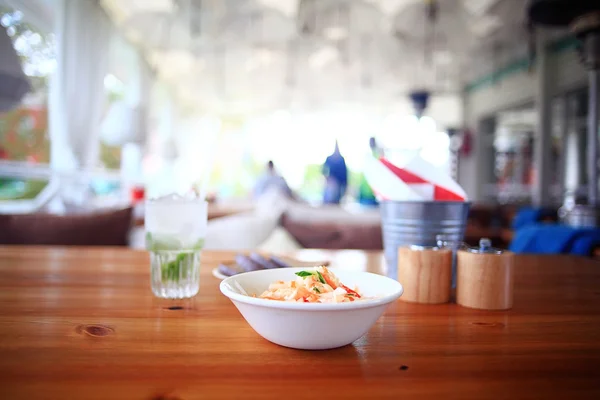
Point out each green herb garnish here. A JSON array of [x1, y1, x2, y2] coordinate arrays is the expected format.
[[316, 271, 326, 284], [295, 270, 327, 284], [313, 287, 321, 293]]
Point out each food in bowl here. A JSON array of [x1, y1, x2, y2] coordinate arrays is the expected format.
[[220, 267, 404, 350], [257, 266, 362, 303]]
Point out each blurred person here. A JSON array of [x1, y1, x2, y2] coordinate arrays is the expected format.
[[323, 177, 342, 205], [369, 136, 382, 158], [322, 141, 348, 204], [253, 160, 294, 199]]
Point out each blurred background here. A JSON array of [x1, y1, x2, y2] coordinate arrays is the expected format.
[[0, 0, 597, 253]]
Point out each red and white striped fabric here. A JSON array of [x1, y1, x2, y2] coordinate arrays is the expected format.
[[364, 156, 466, 202]]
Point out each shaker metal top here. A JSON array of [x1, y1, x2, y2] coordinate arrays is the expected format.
[[408, 244, 445, 251], [464, 238, 504, 255]]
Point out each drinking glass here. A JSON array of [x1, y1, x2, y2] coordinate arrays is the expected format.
[[145, 194, 207, 299]]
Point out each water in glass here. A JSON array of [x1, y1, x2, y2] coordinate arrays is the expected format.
[[145, 194, 207, 299]]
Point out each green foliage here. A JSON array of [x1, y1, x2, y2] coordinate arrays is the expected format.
[[0, 179, 48, 200], [0, 107, 49, 162], [0, 6, 52, 164], [2, 7, 121, 171], [299, 164, 324, 199], [202, 156, 265, 197], [298, 164, 361, 201], [1, 7, 55, 87], [100, 143, 121, 170], [107, 89, 125, 104]]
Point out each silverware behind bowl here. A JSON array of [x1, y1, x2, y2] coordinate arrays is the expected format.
[[217, 253, 330, 277]]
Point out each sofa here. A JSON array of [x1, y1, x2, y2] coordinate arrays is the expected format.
[[0, 207, 134, 246]]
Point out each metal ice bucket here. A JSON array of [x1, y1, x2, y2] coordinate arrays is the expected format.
[[380, 200, 471, 282]]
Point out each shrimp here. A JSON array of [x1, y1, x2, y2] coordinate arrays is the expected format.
[[257, 267, 363, 303], [318, 267, 339, 289]]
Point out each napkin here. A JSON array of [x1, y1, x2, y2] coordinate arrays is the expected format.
[[364, 155, 467, 201]]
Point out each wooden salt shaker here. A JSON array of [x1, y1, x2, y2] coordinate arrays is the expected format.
[[456, 238, 514, 310], [398, 245, 453, 304]]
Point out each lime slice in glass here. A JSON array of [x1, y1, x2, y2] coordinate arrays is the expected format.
[[145, 232, 183, 251], [191, 238, 205, 250]]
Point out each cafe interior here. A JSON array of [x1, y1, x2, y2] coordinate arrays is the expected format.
[[1, 0, 600, 398]]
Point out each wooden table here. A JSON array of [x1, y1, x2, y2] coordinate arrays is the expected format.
[[1, 247, 599, 399]]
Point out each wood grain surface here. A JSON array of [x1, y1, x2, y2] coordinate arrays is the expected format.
[[457, 249, 515, 310], [1, 246, 600, 399], [398, 246, 452, 304]]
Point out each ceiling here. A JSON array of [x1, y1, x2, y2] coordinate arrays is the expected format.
[[100, 0, 558, 116]]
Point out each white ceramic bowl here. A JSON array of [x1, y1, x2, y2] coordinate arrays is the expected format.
[[219, 267, 404, 350]]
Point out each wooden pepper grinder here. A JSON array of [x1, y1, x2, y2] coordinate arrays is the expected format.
[[456, 238, 515, 310], [398, 244, 453, 304]]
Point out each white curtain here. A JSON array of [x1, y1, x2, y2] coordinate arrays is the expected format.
[[143, 82, 180, 198], [116, 52, 155, 195], [136, 55, 153, 147], [123, 50, 154, 148], [100, 33, 154, 147], [49, 0, 111, 172]]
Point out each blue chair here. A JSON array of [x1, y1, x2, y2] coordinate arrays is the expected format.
[[509, 223, 600, 256], [511, 206, 556, 231]]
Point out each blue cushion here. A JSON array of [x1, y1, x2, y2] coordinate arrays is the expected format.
[[509, 223, 600, 256], [511, 207, 543, 230]]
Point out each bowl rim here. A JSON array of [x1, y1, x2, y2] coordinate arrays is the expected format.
[[219, 268, 404, 311]]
